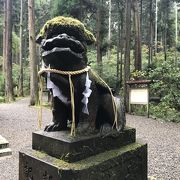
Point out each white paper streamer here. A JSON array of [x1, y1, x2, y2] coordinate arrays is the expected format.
[[44, 65, 92, 114], [81, 72, 92, 115], [46, 66, 70, 105]]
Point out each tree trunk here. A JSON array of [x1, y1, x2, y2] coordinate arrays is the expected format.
[[155, 0, 158, 55], [18, 0, 24, 97], [133, 0, 142, 70], [108, 0, 112, 59], [116, 1, 123, 90], [28, 0, 38, 105], [96, 1, 102, 75], [5, 0, 14, 102], [120, 5, 124, 89], [79, 0, 83, 21], [175, 2, 177, 66], [3, 0, 7, 77], [162, 4, 168, 62], [23, 3, 28, 63], [116, 9, 120, 90], [124, 0, 131, 112], [140, 0, 143, 29], [164, 22, 167, 61], [148, 0, 153, 66]]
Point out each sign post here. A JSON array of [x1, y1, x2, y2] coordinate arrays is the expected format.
[[126, 80, 152, 118]]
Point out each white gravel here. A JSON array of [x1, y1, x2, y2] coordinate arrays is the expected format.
[[127, 114, 180, 180], [0, 98, 179, 180]]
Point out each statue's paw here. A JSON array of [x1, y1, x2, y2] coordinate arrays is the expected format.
[[100, 123, 112, 136], [44, 122, 66, 132]]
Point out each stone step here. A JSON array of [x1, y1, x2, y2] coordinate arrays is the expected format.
[[32, 127, 136, 162], [0, 135, 9, 149], [19, 142, 147, 180], [0, 148, 12, 157]]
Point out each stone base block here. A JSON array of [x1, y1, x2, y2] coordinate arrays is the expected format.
[[0, 135, 9, 149], [19, 142, 147, 180], [32, 127, 136, 162], [0, 148, 12, 157], [0, 135, 12, 157]]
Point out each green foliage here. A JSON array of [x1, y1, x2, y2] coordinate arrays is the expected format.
[[130, 105, 147, 116], [141, 45, 149, 68], [12, 32, 20, 54], [35, 0, 53, 35], [130, 48, 180, 122], [88, 47, 120, 89], [0, 16, 3, 56], [147, 55, 180, 122], [12, 63, 20, 89], [149, 62, 180, 109], [23, 66, 30, 95], [52, 0, 78, 17], [101, 49, 120, 88], [51, 0, 96, 21], [130, 70, 147, 80], [0, 56, 4, 97], [12, 63, 30, 96], [0, 73, 5, 97], [150, 103, 180, 123], [0, 96, 4, 103]]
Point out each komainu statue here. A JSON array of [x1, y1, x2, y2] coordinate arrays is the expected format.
[[36, 16, 126, 136]]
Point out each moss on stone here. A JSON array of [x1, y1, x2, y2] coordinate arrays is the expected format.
[[89, 69, 110, 91], [52, 143, 143, 170], [33, 151, 47, 159], [38, 16, 96, 45]]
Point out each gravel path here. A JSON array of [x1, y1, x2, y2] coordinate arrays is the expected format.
[[0, 98, 180, 180], [127, 114, 180, 180]]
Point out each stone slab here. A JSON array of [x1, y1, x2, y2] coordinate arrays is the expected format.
[[32, 127, 136, 162], [0, 135, 9, 149], [19, 142, 147, 180], [0, 148, 12, 157]]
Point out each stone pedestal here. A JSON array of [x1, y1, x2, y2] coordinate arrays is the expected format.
[[19, 128, 147, 180], [0, 135, 12, 158]]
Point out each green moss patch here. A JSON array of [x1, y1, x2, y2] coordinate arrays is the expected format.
[[38, 16, 96, 45], [52, 143, 143, 170], [33, 151, 47, 159]]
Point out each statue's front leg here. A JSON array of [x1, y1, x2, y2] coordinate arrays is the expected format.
[[77, 88, 99, 133], [45, 97, 68, 132]]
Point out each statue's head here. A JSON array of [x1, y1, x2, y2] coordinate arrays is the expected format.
[[36, 16, 96, 69]]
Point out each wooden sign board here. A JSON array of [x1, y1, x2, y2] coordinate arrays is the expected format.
[[129, 88, 149, 105]]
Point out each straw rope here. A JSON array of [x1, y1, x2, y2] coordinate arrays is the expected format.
[[38, 66, 118, 136], [38, 66, 91, 76], [38, 76, 43, 129], [90, 70, 118, 130]]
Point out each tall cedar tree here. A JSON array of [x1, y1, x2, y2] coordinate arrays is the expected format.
[[133, 0, 142, 70], [5, 0, 14, 101], [28, 0, 38, 105], [19, 0, 24, 96], [3, 0, 7, 76], [124, 0, 131, 112], [96, 0, 103, 75], [148, 0, 153, 65]]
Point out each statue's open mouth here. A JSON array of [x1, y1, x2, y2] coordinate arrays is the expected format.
[[41, 33, 85, 65]]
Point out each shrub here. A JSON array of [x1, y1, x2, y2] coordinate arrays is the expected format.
[[87, 47, 119, 90], [147, 53, 180, 122], [150, 103, 180, 123], [0, 73, 5, 96]]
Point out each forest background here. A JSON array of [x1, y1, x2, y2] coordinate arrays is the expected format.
[[0, 0, 179, 122]]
